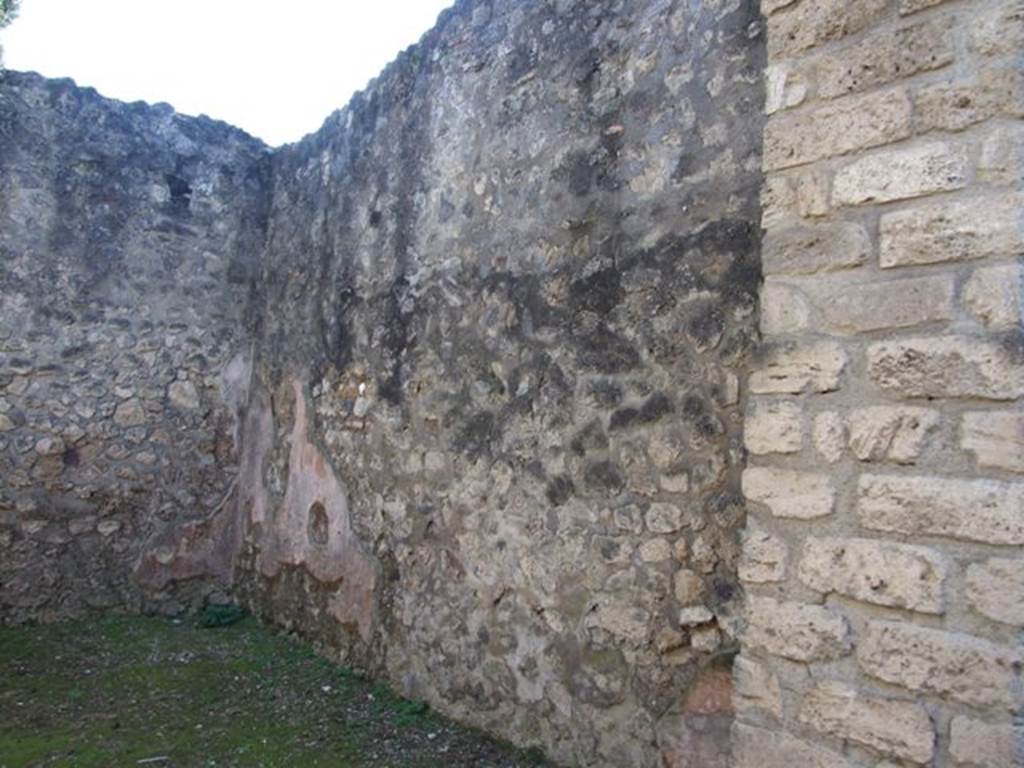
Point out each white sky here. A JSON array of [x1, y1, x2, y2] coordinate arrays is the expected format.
[[2, 0, 455, 146]]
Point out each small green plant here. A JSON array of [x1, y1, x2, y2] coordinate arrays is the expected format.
[[197, 603, 246, 629]]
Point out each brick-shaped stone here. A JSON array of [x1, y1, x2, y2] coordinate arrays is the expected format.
[[739, 524, 788, 583], [745, 596, 851, 662], [979, 122, 1024, 184], [799, 681, 934, 763], [964, 264, 1022, 330], [813, 411, 845, 463], [915, 68, 1024, 133], [848, 406, 939, 463], [857, 620, 1023, 709], [763, 222, 869, 276], [868, 336, 1024, 401], [814, 275, 953, 335], [898, 0, 948, 14], [745, 400, 802, 455], [767, 0, 888, 58], [764, 62, 808, 115], [760, 281, 810, 335], [969, 0, 1024, 56], [880, 193, 1024, 268], [818, 17, 954, 99], [949, 716, 1023, 768], [733, 723, 851, 768], [966, 558, 1024, 626], [733, 655, 782, 717], [750, 342, 847, 395], [799, 537, 946, 614], [765, 89, 913, 170], [963, 411, 1024, 473], [859, 473, 1024, 545], [832, 142, 967, 206], [743, 467, 834, 519]]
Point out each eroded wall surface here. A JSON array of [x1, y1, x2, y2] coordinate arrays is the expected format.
[[736, 1, 1024, 766], [0, 72, 271, 622], [236, 0, 763, 764]]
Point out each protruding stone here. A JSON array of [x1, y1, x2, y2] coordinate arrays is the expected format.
[[832, 142, 968, 206]]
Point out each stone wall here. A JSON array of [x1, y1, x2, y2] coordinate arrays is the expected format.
[[0, 72, 271, 622], [234, 1, 763, 765], [736, 1, 1023, 766]]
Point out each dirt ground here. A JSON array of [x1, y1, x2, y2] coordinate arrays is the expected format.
[[0, 613, 550, 768]]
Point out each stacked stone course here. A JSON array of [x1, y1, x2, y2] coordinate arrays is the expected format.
[[738, 0, 1024, 766]]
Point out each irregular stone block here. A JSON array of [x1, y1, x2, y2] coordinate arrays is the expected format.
[[733, 656, 782, 717], [743, 467, 834, 519], [949, 716, 1023, 768], [766, 0, 889, 58], [744, 400, 802, 455], [832, 142, 968, 206], [880, 193, 1024, 268], [745, 596, 851, 662], [964, 264, 1023, 330], [733, 722, 851, 768], [751, 342, 847, 395], [868, 336, 1024, 401], [814, 275, 953, 334], [966, 558, 1024, 626], [848, 406, 939, 463], [762, 222, 870, 276], [765, 89, 912, 170], [962, 411, 1024, 473], [817, 16, 954, 99], [799, 681, 934, 763], [857, 620, 1023, 709], [739, 524, 787, 584], [859, 473, 1024, 545], [798, 536, 946, 613]]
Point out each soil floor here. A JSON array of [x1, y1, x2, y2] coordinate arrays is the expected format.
[[0, 614, 551, 768]]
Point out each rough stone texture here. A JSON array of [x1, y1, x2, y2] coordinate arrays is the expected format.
[[749, 341, 847, 394], [732, 655, 782, 717], [813, 275, 954, 335], [0, 71, 270, 622], [764, 88, 913, 170], [799, 681, 935, 763], [738, 524, 787, 584], [798, 537, 947, 614], [848, 406, 940, 464], [857, 620, 1023, 710], [859, 473, 1024, 545], [867, 336, 1024, 401], [879, 193, 1024, 268], [745, 400, 802, 455], [965, 558, 1024, 626], [831, 142, 969, 206], [949, 716, 1024, 768], [963, 264, 1023, 330], [962, 411, 1024, 473], [762, 222, 869, 275], [744, 596, 851, 662], [732, 722, 850, 768], [227, 2, 765, 765], [742, 467, 834, 519]]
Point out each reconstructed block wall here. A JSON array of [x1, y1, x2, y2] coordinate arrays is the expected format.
[[736, 1, 1024, 766], [235, 1, 763, 765], [0, 72, 270, 621]]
